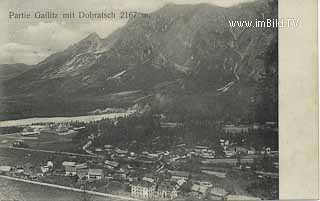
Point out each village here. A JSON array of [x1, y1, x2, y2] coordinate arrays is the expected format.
[[0, 120, 278, 201]]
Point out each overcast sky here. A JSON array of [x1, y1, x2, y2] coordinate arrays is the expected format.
[[0, 0, 253, 65]]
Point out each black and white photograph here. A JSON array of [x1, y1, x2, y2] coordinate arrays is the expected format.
[[0, 0, 280, 200]]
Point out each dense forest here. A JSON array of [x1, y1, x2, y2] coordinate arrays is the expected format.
[[72, 112, 278, 155]]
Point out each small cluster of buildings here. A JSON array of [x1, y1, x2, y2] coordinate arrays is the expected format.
[[40, 124, 83, 135], [62, 161, 107, 181], [222, 122, 278, 134], [131, 180, 178, 200], [0, 161, 54, 179], [130, 171, 188, 199], [129, 170, 248, 200], [17, 124, 85, 137]]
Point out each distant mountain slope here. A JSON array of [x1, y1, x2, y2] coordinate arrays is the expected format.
[[0, 0, 278, 121], [0, 63, 35, 82]]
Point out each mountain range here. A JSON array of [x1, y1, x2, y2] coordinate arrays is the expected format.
[[0, 0, 278, 121]]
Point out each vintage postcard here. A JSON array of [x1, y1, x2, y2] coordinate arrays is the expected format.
[[0, 0, 318, 200]]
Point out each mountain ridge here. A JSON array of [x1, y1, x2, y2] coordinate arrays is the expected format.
[[0, 0, 278, 122]]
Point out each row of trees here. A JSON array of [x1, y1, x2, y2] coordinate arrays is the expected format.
[[73, 113, 278, 154]]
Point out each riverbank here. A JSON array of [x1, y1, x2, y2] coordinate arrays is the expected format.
[[0, 110, 135, 127], [0, 175, 140, 201]]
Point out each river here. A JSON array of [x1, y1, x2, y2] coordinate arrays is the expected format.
[[0, 111, 135, 127]]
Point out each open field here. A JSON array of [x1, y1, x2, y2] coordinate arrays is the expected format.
[[0, 147, 100, 167], [0, 131, 82, 152], [0, 177, 133, 201]]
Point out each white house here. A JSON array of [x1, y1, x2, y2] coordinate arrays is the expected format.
[[87, 169, 104, 180], [62, 161, 77, 176], [131, 181, 156, 199]]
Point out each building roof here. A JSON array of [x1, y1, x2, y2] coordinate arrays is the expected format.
[[115, 148, 128, 154], [62, 161, 76, 167], [191, 184, 208, 194], [65, 166, 77, 172], [131, 180, 155, 188], [226, 195, 261, 200], [88, 169, 103, 175], [195, 145, 209, 149], [170, 171, 189, 177], [47, 161, 54, 167], [104, 160, 119, 167], [158, 182, 176, 192], [77, 168, 89, 173], [0, 166, 12, 172], [209, 187, 228, 197], [75, 163, 88, 169], [104, 144, 113, 148], [142, 177, 155, 183]]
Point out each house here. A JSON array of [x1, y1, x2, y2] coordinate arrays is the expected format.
[[135, 157, 157, 167], [265, 122, 277, 129], [12, 140, 29, 148], [34, 166, 44, 177], [40, 166, 50, 174], [202, 158, 238, 166], [247, 148, 256, 155], [191, 184, 208, 195], [88, 134, 95, 140], [75, 163, 88, 170], [209, 187, 228, 200], [160, 122, 183, 128], [252, 123, 263, 130], [47, 161, 54, 168], [23, 127, 33, 133], [230, 146, 248, 155], [0, 166, 12, 174], [198, 181, 213, 188], [224, 150, 236, 158], [176, 179, 186, 188], [131, 181, 156, 199], [22, 127, 40, 136], [56, 124, 70, 133], [87, 169, 104, 180], [240, 158, 254, 164], [104, 144, 113, 150], [142, 174, 156, 183], [114, 171, 127, 180], [73, 126, 85, 131], [170, 171, 189, 181], [226, 194, 261, 200], [21, 131, 39, 136], [115, 148, 128, 155], [194, 146, 209, 153], [62, 161, 76, 167], [222, 125, 249, 134], [201, 150, 215, 159], [29, 172, 38, 180], [77, 168, 89, 179], [15, 167, 24, 174], [104, 160, 119, 170], [157, 182, 178, 199], [62, 161, 76, 176], [147, 153, 159, 158], [201, 170, 226, 178]]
